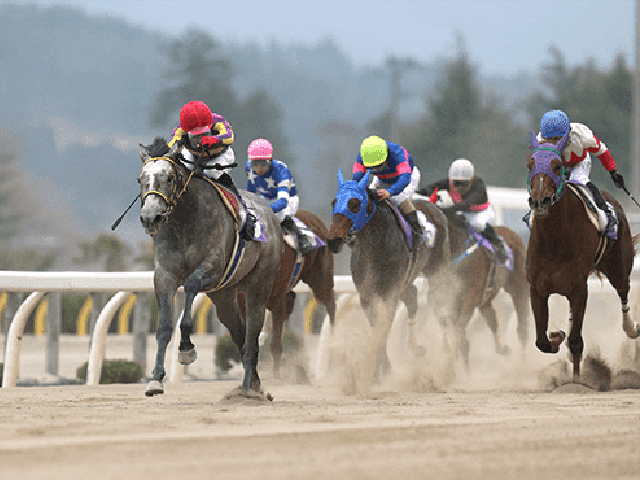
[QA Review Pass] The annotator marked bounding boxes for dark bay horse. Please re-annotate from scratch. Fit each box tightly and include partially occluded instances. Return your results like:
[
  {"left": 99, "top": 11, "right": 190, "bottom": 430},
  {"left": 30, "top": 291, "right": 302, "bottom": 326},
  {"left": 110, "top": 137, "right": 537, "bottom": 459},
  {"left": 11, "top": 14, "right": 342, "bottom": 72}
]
[
  {"left": 527, "top": 130, "right": 640, "bottom": 378},
  {"left": 327, "top": 170, "right": 449, "bottom": 376},
  {"left": 241, "top": 209, "right": 336, "bottom": 377},
  {"left": 430, "top": 206, "right": 530, "bottom": 370},
  {"left": 138, "top": 140, "right": 282, "bottom": 396}
]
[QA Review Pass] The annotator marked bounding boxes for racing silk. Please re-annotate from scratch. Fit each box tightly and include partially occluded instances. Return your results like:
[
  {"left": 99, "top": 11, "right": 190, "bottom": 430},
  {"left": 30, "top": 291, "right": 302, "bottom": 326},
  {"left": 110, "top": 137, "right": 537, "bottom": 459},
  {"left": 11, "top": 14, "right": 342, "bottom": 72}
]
[
  {"left": 245, "top": 158, "right": 298, "bottom": 214},
  {"left": 537, "top": 122, "right": 616, "bottom": 172},
  {"left": 420, "top": 177, "right": 490, "bottom": 212},
  {"left": 352, "top": 141, "right": 414, "bottom": 196},
  {"left": 168, "top": 112, "right": 234, "bottom": 155}
]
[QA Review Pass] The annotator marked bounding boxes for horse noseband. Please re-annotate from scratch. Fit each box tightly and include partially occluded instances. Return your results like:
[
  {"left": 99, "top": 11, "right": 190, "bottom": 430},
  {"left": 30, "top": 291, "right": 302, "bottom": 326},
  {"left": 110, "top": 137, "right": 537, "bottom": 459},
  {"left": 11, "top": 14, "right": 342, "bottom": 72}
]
[{"left": 327, "top": 237, "right": 343, "bottom": 253}]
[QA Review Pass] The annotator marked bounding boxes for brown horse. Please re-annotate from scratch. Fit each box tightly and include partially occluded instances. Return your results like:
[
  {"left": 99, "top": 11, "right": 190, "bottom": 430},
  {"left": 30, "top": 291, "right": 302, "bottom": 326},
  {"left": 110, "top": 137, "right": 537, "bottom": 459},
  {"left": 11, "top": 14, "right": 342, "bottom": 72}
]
[
  {"left": 239, "top": 210, "right": 335, "bottom": 377},
  {"left": 527, "top": 130, "right": 640, "bottom": 379},
  {"left": 266, "top": 210, "right": 335, "bottom": 377},
  {"left": 428, "top": 207, "right": 530, "bottom": 370}
]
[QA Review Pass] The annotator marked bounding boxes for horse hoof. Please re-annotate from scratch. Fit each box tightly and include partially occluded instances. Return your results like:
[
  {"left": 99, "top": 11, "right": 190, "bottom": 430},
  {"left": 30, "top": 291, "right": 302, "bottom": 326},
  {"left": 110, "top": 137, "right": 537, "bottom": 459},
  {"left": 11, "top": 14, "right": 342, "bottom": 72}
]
[
  {"left": 178, "top": 348, "right": 198, "bottom": 365},
  {"left": 624, "top": 322, "right": 640, "bottom": 339},
  {"left": 145, "top": 380, "right": 164, "bottom": 397}
]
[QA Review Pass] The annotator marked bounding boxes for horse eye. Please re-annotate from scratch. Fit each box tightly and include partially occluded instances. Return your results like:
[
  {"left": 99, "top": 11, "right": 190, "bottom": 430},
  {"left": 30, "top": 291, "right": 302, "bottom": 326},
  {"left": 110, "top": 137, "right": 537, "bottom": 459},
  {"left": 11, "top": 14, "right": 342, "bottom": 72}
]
[
  {"left": 347, "top": 198, "right": 360, "bottom": 213},
  {"left": 331, "top": 198, "right": 336, "bottom": 208},
  {"left": 137, "top": 176, "right": 141, "bottom": 184},
  {"left": 167, "top": 174, "right": 174, "bottom": 184}
]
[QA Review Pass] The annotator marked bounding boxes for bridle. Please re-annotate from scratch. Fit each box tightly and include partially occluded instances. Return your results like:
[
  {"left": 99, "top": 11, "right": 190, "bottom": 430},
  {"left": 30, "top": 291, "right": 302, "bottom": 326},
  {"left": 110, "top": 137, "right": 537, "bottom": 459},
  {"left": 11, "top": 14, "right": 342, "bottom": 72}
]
[
  {"left": 141, "top": 156, "right": 194, "bottom": 219},
  {"left": 528, "top": 147, "right": 566, "bottom": 210}
]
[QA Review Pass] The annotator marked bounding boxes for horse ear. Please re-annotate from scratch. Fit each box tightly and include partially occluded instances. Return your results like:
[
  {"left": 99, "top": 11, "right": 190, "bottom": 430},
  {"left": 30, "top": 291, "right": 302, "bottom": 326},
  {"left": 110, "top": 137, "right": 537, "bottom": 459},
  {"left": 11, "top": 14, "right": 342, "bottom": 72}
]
[
  {"left": 337, "top": 168, "right": 345, "bottom": 186},
  {"left": 138, "top": 143, "right": 150, "bottom": 163},
  {"left": 556, "top": 130, "right": 570, "bottom": 152},
  {"left": 530, "top": 129, "right": 540, "bottom": 150},
  {"left": 359, "top": 170, "right": 371, "bottom": 189}
]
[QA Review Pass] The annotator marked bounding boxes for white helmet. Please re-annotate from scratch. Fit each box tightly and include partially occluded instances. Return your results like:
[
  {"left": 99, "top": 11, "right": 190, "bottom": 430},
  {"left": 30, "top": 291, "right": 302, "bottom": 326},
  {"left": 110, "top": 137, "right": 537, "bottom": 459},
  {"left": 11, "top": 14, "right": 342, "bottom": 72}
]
[{"left": 448, "top": 158, "right": 474, "bottom": 181}]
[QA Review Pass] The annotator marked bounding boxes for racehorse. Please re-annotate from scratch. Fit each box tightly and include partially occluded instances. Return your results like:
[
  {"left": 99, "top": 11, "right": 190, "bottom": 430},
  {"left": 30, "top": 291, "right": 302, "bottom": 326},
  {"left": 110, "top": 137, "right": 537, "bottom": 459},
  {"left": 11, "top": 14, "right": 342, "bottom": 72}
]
[
  {"left": 327, "top": 170, "right": 449, "bottom": 377},
  {"left": 138, "top": 138, "right": 282, "bottom": 397},
  {"left": 240, "top": 209, "right": 336, "bottom": 378},
  {"left": 527, "top": 130, "right": 640, "bottom": 379},
  {"left": 430, "top": 206, "right": 530, "bottom": 370}
]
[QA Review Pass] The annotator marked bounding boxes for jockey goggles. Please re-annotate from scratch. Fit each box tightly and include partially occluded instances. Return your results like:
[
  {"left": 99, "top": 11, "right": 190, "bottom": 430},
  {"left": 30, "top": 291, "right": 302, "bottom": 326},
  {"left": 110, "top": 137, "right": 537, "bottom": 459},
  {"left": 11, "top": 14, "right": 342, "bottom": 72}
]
[
  {"left": 251, "top": 159, "right": 271, "bottom": 168},
  {"left": 186, "top": 128, "right": 211, "bottom": 148}
]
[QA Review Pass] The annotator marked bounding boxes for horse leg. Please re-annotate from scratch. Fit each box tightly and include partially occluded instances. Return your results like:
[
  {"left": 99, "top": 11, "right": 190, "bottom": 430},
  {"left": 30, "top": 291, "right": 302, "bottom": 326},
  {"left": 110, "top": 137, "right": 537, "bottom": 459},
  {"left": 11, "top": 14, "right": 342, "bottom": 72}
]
[
  {"left": 606, "top": 268, "right": 640, "bottom": 339},
  {"left": 479, "top": 302, "right": 510, "bottom": 355},
  {"left": 270, "top": 297, "right": 287, "bottom": 379},
  {"left": 242, "top": 293, "right": 268, "bottom": 394},
  {"left": 146, "top": 291, "right": 175, "bottom": 396},
  {"left": 400, "top": 284, "right": 425, "bottom": 356},
  {"left": 567, "top": 290, "right": 587, "bottom": 379},
  {"left": 177, "top": 272, "right": 208, "bottom": 365},
  {"left": 531, "top": 287, "right": 565, "bottom": 354}
]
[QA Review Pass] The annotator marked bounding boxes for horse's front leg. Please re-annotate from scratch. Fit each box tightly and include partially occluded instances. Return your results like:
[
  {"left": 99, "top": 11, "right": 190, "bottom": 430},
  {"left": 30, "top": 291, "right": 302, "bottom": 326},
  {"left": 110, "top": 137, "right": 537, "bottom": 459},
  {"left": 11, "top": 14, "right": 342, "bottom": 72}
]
[
  {"left": 177, "top": 270, "right": 208, "bottom": 365},
  {"left": 531, "top": 286, "right": 564, "bottom": 354},
  {"left": 567, "top": 288, "right": 588, "bottom": 379},
  {"left": 146, "top": 290, "right": 176, "bottom": 396}
]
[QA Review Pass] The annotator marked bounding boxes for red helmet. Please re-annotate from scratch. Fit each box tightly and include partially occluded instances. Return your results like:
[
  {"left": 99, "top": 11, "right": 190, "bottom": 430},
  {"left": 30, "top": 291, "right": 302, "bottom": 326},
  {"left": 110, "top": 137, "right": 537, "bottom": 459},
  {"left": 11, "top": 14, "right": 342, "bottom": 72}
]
[{"left": 179, "top": 101, "right": 213, "bottom": 134}]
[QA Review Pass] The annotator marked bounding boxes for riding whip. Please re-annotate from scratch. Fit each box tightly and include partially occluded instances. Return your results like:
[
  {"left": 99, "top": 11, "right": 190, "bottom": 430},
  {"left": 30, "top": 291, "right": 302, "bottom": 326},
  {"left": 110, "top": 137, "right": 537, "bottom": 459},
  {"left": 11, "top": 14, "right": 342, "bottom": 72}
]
[
  {"left": 620, "top": 185, "right": 640, "bottom": 210},
  {"left": 111, "top": 193, "right": 141, "bottom": 231}
]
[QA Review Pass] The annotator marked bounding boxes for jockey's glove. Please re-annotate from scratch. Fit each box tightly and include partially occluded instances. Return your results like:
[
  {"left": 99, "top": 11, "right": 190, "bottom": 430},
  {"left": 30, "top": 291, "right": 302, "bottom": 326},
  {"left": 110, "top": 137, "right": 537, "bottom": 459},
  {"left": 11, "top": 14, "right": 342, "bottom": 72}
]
[{"left": 610, "top": 170, "right": 625, "bottom": 189}]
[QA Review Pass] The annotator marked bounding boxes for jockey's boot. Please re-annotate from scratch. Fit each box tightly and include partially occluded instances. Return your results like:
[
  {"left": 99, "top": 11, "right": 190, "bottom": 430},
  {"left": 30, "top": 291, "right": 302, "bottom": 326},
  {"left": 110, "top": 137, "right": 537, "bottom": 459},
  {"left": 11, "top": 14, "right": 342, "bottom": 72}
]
[
  {"left": 481, "top": 224, "right": 508, "bottom": 263},
  {"left": 586, "top": 181, "right": 617, "bottom": 235},
  {"left": 219, "top": 173, "right": 256, "bottom": 241},
  {"left": 281, "top": 216, "right": 313, "bottom": 254},
  {"left": 404, "top": 210, "right": 425, "bottom": 251}
]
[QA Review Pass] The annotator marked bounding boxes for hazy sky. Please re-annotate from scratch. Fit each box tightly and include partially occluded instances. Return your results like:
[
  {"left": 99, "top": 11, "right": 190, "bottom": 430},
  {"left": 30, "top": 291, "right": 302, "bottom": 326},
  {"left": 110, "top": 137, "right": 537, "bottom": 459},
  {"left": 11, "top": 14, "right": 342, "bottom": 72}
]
[{"left": 11, "top": 0, "right": 636, "bottom": 75}]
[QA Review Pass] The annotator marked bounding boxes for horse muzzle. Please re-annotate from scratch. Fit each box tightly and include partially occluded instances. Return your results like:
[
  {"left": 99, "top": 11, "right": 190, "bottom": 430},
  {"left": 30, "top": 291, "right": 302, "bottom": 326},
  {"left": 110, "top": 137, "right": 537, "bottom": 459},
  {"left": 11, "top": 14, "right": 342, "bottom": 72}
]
[
  {"left": 140, "top": 211, "right": 168, "bottom": 236},
  {"left": 327, "top": 237, "right": 343, "bottom": 254},
  {"left": 528, "top": 195, "right": 552, "bottom": 216}
]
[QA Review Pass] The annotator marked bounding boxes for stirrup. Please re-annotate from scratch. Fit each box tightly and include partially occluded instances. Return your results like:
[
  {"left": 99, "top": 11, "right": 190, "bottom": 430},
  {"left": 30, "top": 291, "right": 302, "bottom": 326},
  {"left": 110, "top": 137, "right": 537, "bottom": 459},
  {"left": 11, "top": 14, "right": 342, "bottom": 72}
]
[{"left": 240, "top": 212, "right": 256, "bottom": 241}]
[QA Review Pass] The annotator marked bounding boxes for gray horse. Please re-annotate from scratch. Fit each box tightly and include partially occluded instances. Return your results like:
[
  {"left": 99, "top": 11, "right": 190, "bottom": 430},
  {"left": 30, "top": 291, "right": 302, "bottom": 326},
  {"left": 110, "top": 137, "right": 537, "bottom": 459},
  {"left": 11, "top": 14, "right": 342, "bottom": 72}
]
[{"left": 138, "top": 139, "right": 282, "bottom": 397}]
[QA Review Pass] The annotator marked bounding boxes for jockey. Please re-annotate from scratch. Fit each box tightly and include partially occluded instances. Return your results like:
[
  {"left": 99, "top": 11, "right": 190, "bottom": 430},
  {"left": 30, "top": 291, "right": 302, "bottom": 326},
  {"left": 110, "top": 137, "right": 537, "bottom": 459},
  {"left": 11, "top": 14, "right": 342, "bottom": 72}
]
[
  {"left": 536, "top": 109, "right": 624, "bottom": 234},
  {"left": 418, "top": 158, "right": 507, "bottom": 263},
  {"left": 353, "top": 135, "right": 424, "bottom": 250},
  {"left": 245, "top": 138, "right": 312, "bottom": 254},
  {"left": 168, "top": 100, "right": 256, "bottom": 241}
]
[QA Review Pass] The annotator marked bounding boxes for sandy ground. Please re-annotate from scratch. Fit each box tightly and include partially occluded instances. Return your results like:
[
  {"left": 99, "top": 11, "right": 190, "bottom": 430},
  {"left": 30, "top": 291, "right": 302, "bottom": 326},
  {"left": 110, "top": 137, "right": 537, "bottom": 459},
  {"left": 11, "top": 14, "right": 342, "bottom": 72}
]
[{"left": 2, "top": 291, "right": 640, "bottom": 480}]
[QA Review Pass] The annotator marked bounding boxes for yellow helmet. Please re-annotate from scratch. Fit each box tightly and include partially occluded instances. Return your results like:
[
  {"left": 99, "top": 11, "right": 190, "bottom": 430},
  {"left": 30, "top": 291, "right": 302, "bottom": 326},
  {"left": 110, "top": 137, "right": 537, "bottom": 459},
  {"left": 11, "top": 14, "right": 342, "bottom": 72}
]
[{"left": 360, "top": 136, "right": 388, "bottom": 167}]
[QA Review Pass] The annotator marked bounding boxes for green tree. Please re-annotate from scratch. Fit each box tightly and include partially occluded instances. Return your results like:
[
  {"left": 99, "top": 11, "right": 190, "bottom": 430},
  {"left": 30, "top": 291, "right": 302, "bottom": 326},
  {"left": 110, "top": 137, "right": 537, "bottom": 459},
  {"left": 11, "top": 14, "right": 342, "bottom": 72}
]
[
  {"left": 526, "top": 47, "right": 632, "bottom": 189},
  {"left": 402, "top": 45, "right": 527, "bottom": 188},
  {"left": 74, "top": 234, "right": 133, "bottom": 271},
  {"left": 0, "top": 121, "right": 58, "bottom": 270},
  {"left": 149, "top": 28, "right": 291, "bottom": 183}
]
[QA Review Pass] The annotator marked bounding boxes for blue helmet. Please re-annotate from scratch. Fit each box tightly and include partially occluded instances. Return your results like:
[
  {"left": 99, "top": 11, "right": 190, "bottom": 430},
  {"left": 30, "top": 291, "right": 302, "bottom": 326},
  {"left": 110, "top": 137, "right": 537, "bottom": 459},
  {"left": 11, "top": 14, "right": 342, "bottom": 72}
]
[{"left": 540, "top": 110, "right": 570, "bottom": 138}]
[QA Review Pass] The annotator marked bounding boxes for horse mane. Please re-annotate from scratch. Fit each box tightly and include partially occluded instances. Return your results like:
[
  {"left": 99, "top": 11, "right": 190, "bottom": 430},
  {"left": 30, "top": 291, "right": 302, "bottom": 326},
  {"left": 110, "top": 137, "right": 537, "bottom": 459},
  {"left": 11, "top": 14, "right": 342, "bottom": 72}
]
[{"left": 147, "top": 136, "right": 170, "bottom": 158}]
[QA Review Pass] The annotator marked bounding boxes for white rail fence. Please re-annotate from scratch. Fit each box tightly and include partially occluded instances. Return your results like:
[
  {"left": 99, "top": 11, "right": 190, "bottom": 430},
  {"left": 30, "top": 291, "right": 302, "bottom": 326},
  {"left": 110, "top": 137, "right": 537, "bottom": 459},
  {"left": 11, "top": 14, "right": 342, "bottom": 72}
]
[
  {"left": 0, "top": 271, "right": 365, "bottom": 388},
  {"left": 1, "top": 269, "right": 638, "bottom": 388}
]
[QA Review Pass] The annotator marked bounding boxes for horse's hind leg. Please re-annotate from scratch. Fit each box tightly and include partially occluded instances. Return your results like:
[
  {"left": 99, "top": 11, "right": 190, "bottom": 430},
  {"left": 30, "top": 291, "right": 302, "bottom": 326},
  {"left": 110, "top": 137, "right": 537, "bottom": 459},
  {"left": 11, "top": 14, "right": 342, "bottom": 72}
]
[
  {"left": 270, "top": 295, "right": 289, "bottom": 379},
  {"left": 478, "top": 302, "right": 509, "bottom": 355},
  {"left": 400, "top": 284, "right": 425, "bottom": 356},
  {"left": 606, "top": 262, "right": 640, "bottom": 339}
]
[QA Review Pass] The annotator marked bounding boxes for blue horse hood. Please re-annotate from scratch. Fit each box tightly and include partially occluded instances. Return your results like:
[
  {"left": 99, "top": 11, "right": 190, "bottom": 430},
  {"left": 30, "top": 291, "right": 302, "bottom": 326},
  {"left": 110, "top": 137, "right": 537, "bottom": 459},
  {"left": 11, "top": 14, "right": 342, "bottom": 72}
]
[{"left": 333, "top": 169, "right": 375, "bottom": 232}]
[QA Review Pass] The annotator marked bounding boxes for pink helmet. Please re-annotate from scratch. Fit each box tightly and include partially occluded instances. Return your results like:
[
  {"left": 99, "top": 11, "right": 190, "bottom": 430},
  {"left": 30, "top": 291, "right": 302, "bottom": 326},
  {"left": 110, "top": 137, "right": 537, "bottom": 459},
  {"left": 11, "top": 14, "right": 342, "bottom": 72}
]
[
  {"left": 179, "top": 101, "right": 213, "bottom": 134},
  {"left": 248, "top": 138, "right": 273, "bottom": 160}
]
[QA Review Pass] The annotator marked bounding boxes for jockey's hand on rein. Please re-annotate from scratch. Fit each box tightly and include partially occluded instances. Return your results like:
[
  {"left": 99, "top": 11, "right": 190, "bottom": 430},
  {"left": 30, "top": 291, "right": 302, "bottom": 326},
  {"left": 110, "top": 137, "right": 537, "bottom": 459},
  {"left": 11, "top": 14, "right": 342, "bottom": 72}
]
[
  {"left": 200, "top": 136, "right": 220, "bottom": 149},
  {"left": 610, "top": 170, "right": 625, "bottom": 189},
  {"left": 377, "top": 189, "right": 390, "bottom": 200}
]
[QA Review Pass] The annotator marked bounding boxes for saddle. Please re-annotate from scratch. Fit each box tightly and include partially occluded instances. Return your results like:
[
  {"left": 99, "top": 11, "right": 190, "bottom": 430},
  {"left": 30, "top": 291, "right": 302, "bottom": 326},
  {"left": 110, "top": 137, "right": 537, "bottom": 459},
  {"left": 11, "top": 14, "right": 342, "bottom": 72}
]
[
  {"left": 282, "top": 217, "right": 325, "bottom": 252},
  {"left": 384, "top": 200, "right": 436, "bottom": 249},
  {"left": 208, "top": 181, "right": 266, "bottom": 242},
  {"left": 566, "top": 183, "right": 618, "bottom": 240}
]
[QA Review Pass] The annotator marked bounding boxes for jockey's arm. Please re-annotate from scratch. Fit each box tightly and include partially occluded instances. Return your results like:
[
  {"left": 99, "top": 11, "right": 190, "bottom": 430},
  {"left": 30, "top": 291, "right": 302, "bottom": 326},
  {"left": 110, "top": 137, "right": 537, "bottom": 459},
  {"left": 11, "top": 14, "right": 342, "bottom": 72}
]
[
  {"left": 270, "top": 168, "right": 295, "bottom": 214},
  {"left": 417, "top": 179, "right": 448, "bottom": 197},
  {"left": 209, "top": 113, "right": 234, "bottom": 146}
]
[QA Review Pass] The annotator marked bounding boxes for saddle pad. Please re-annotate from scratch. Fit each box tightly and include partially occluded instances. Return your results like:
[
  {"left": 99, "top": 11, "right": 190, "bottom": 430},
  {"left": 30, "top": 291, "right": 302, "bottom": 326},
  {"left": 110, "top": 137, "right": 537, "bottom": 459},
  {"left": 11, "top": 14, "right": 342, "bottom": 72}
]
[
  {"left": 384, "top": 200, "right": 435, "bottom": 249},
  {"left": 210, "top": 182, "right": 268, "bottom": 242},
  {"left": 566, "top": 183, "right": 618, "bottom": 240}
]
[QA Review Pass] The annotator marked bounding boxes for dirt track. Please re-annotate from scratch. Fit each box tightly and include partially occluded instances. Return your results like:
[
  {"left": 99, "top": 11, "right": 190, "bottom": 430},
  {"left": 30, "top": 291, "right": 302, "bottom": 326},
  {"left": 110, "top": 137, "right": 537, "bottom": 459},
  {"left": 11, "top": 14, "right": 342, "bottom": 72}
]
[
  {"left": 0, "top": 380, "right": 639, "bottom": 480},
  {"left": 2, "top": 292, "right": 640, "bottom": 479}
]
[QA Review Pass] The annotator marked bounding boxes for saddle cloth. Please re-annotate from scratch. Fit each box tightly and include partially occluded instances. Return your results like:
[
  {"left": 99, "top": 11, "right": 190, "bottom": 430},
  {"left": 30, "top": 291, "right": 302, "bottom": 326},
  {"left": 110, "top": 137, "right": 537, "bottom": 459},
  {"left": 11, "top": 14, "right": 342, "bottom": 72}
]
[
  {"left": 211, "top": 183, "right": 267, "bottom": 242},
  {"left": 469, "top": 228, "right": 514, "bottom": 271},
  {"left": 283, "top": 217, "right": 326, "bottom": 251},
  {"left": 566, "top": 183, "right": 618, "bottom": 240},
  {"left": 386, "top": 201, "right": 436, "bottom": 248}
]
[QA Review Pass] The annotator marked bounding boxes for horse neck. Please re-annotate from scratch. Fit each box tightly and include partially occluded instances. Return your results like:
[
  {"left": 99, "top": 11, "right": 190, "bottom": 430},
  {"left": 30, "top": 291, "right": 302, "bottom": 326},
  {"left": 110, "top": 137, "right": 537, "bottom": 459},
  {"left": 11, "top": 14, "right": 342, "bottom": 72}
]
[
  {"left": 530, "top": 189, "right": 577, "bottom": 247},
  {"left": 168, "top": 176, "right": 227, "bottom": 233},
  {"left": 359, "top": 201, "right": 402, "bottom": 248}
]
